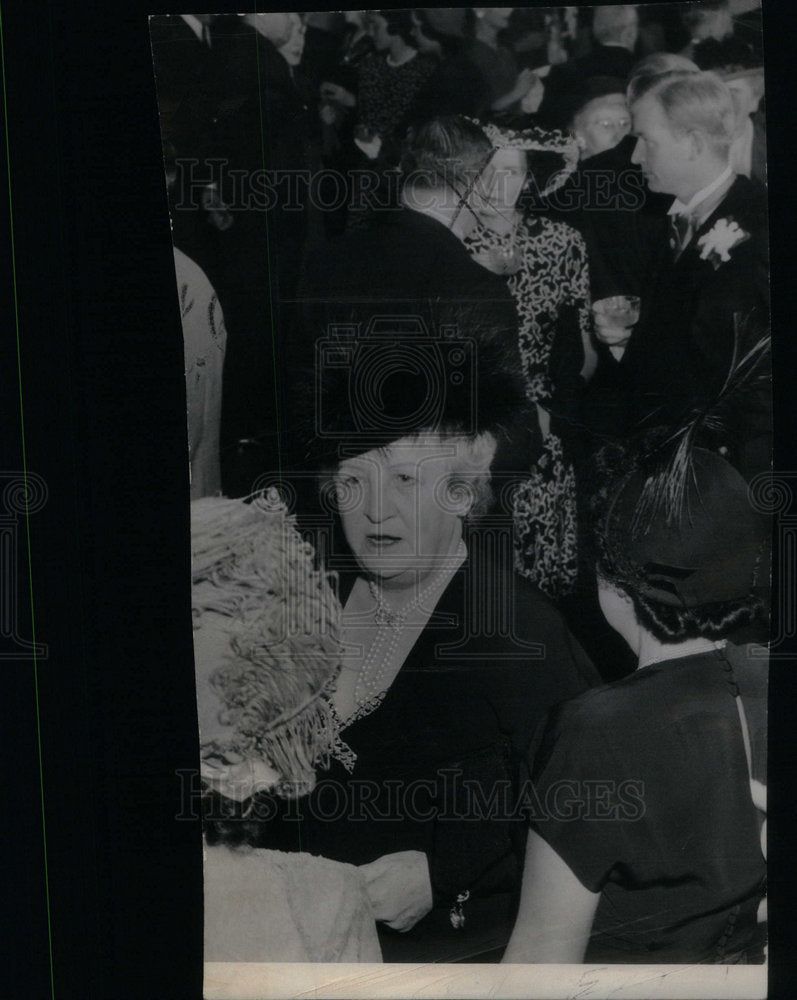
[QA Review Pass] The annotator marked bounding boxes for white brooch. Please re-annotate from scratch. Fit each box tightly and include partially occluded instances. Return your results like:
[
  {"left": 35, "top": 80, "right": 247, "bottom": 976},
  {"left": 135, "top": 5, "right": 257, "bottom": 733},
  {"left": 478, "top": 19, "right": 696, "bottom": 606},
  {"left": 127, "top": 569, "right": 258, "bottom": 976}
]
[{"left": 696, "top": 218, "right": 750, "bottom": 269}]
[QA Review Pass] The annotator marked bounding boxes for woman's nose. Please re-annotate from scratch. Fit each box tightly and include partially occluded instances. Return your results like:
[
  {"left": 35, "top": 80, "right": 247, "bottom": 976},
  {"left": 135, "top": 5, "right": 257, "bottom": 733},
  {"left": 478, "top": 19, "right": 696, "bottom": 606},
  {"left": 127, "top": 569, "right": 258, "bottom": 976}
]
[{"left": 362, "top": 474, "right": 394, "bottom": 523}]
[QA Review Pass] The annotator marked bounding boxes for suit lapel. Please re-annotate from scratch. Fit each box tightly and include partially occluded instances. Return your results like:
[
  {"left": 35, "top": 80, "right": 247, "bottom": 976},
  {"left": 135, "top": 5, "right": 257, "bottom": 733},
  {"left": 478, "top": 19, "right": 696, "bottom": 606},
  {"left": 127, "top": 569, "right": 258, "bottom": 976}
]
[{"left": 672, "top": 178, "right": 745, "bottom": 274}]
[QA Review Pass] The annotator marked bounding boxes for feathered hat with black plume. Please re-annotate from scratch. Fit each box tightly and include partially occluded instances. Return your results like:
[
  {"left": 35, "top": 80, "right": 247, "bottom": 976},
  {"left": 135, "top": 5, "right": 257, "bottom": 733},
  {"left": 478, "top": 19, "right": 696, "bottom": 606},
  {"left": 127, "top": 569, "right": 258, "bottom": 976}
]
[{"left": 591, "top": 322, "right": 771, "bottom": 611}]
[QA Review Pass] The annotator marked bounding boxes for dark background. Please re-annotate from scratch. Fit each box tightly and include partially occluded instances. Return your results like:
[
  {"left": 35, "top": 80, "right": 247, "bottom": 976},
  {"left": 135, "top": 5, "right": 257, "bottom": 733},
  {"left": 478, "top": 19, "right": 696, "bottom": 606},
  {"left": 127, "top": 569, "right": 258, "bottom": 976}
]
[{"left": 3, "top": 2, "right": 795, "bottom": 997}]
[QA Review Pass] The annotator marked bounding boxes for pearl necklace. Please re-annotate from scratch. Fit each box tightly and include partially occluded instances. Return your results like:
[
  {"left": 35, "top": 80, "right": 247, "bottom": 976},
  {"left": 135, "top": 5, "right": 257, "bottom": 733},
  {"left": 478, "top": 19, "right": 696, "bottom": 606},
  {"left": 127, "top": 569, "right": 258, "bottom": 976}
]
[{"left": 353, "top": 542, "right": 466, "bottom": 705}]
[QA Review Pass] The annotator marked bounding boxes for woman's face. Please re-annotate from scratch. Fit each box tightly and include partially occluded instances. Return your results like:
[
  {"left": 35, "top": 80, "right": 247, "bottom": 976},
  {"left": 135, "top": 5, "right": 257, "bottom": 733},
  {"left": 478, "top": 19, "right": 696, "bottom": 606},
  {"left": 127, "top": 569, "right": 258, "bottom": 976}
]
[
  {"left": 574, "top": 95, "right": 631, "bottom": 159},
  {"left": 475, "top": 147, "right": 527, "bottom": 223},
  {"left": 334, "top": 436, "right": 470, "bottom": 587},
  {"left": 279, "top": 14, "right": 306, "bottom": 66}
]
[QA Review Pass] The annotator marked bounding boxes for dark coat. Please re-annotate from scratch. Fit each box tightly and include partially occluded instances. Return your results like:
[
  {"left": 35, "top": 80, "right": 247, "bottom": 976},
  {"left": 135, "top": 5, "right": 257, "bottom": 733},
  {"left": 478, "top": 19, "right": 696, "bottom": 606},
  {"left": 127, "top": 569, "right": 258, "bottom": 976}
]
[
  {"left": 610, "top": 175, "right": 771, "bottom": 476},
  {"left": 289, "top": 207, "right": 528, "bottom": 481},
  {"left": 299, "top": 206, "right": 519, "bottom": 351},
  {"left": 150, "top": 14, "right": 212, "bottom": 150},
  {"left": 250, "top": 531, "right": 599, "bottom": 961},
  {"left": 547, "top": 134, "right": 671, "bottom": 300}
]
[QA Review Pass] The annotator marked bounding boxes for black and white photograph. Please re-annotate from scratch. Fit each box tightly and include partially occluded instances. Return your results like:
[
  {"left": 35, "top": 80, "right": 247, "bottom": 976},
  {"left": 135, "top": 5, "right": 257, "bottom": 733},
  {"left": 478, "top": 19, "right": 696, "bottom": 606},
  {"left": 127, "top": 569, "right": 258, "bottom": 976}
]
[
  {"left": 13, "top": 0, "right": 797, "bottom": 996},
  {"left": 22, "top": 1, "right": 772, "bottom": 996}
]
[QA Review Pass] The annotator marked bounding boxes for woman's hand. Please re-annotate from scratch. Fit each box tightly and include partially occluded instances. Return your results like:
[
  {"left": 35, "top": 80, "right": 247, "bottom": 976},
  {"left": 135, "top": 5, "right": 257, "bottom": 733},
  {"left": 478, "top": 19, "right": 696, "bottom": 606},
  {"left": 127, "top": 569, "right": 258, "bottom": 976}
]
[
  {"left": 491, "top": 68, "right": 537, "bottom": 112},
  {"left": 513, "top": 67, "right": 538, "bottom": 101},
  {"left": 359, "top": 850, "right": 433, "bottom": 931},
  {"left": 592, "top": 312, "right": 632, "bottom": 348},
  {"left": 319, "top": 103, "right": 340, "bottom": 126},
  {"left": 320, "top": 81, "right": 356, "bottom": 107},
  {"left": 592, "top": 297, "right": 641, "bottom": 361},
  {"left": 520, "top": 73, "right": 545, "bottom": 114}
]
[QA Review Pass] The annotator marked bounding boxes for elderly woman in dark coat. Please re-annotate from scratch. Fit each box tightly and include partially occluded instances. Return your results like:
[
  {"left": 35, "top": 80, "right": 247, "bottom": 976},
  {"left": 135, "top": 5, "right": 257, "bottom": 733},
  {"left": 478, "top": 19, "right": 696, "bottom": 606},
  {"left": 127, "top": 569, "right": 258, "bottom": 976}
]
[{"left": 202, "top": 329, "right": 599, "bottom": 963}]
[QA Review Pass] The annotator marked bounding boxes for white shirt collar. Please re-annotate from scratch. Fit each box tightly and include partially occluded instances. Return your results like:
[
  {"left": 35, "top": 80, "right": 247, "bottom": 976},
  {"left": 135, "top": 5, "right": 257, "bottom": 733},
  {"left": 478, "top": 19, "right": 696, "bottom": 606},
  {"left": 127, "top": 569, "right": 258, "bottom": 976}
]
[
  {"left": 668, "top": 165, "right": 734, "bottom": 218},
  {"left": 180, "top": 14, "right": 204, "bottom": 43}
]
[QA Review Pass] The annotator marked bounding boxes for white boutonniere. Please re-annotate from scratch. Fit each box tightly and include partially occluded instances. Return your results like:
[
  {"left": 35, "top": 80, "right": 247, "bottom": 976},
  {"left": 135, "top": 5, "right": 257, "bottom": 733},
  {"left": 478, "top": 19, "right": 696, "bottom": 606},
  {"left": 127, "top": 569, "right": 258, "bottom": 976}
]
[{"left": 696, "top": 217, "right": 750, "bottom": 269}]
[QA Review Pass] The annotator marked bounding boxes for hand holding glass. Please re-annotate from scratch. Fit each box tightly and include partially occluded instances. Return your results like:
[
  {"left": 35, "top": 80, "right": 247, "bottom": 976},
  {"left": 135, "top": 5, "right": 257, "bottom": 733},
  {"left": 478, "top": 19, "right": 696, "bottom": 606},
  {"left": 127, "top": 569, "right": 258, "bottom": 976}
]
[{"left": 592, "top": 295, "right": 641, "bottom": 348}]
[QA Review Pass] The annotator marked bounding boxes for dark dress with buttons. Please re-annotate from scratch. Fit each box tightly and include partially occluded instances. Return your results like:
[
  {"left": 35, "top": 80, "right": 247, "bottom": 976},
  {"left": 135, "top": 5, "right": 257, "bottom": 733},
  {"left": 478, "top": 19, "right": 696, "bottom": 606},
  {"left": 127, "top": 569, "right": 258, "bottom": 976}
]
[
  {"left": 526, "top": 646, "right": 767, "bottom": 963},
  {"left": 247, "top": 532, "right": 599, "bottom": 962}
]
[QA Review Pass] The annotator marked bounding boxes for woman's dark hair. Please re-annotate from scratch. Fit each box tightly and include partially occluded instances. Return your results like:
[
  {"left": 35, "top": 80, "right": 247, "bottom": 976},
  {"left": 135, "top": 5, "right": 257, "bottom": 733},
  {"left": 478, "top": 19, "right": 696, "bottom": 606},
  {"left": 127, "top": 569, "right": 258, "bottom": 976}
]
[
  {"left": 378, "top": 9, "right": 417, "bottom": 48},
  {"left": 692, "top": 35, "right": 761, "bottom": 73},
  {"left": 401, "top": 114, "right": 494, "bottom": 191},
  {"left": 587, "top": 435, "right": 768, "bottom": 643},
  {"left": 627, "top": 588, "right": 767, "bottom": 642}
]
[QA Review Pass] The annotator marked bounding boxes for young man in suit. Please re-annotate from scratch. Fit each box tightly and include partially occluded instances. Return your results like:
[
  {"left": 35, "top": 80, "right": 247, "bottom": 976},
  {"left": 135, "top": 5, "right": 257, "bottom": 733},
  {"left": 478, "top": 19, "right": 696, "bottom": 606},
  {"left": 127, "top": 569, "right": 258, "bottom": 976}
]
[{"left": 593, "top": 70, "right": 769, "bottom": 478}]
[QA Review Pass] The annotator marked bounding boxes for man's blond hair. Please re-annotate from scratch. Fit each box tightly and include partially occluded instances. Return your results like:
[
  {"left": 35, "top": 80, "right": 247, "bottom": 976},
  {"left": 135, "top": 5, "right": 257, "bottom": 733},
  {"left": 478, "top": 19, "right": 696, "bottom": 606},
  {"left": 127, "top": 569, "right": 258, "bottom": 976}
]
[{"left": 636, "top": 70, "right": 736, "bottom": 155}]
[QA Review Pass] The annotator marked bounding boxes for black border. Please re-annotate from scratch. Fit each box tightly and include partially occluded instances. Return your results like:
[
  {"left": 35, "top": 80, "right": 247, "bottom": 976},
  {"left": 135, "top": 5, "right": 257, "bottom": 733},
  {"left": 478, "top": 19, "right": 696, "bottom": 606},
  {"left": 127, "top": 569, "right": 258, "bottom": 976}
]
[{"left": 4, "top": 2, "right": 796, "bottom": 998}]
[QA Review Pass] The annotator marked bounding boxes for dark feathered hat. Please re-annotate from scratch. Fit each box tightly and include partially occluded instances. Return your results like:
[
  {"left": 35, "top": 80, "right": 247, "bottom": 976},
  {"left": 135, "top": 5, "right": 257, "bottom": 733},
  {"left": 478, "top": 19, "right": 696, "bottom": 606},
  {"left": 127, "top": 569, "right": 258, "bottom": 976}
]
[
  {"left": 295, "top": 308, "right": 530, "bottom": 471},
  {"left": 601, "top": 447, "right": 769, "bottom": 607},
  {"left": 594, "top": 333, "right": 771, "bottom": 608}
]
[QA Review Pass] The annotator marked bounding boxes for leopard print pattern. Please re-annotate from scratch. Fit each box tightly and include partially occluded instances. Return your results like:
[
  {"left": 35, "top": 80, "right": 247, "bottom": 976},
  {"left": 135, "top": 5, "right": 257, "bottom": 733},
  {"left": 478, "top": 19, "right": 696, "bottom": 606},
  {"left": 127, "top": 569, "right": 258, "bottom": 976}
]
[{"left": 465, "top": 215, "right": 590, "bottom": 598}]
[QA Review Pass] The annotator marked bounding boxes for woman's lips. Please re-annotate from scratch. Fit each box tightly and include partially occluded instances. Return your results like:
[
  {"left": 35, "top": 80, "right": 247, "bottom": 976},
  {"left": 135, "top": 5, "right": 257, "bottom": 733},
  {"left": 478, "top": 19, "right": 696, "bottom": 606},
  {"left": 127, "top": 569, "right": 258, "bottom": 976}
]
[{"left": 364, "top": 534, "right": 402, "bottom": 550}]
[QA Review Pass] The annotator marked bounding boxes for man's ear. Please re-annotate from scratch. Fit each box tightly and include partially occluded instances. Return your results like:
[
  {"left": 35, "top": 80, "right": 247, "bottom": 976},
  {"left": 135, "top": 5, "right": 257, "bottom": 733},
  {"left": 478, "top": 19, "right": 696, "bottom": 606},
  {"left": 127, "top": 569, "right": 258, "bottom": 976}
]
[{"left": 686, "top": 128, "right": 705, "bottom": 160}]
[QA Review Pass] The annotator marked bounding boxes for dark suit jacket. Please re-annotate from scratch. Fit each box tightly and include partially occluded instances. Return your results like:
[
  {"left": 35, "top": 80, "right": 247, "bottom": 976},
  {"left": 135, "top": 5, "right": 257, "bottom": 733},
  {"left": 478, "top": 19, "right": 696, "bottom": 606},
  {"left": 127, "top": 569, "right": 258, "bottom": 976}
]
[
  {"left": 150, "top": 15, "right": 212, "bottom": 156},
  {"left": 150, "top": 16, "right": 209, "bottom": 109},
  {"left": 548, "top": 134, "right": 670, "bottom": 299},
  {"left": 616, "top": 175, "right": 771, "bottom": 474},
  {"left": 205, "top": 17, "right": 312, "bottom": 180}
]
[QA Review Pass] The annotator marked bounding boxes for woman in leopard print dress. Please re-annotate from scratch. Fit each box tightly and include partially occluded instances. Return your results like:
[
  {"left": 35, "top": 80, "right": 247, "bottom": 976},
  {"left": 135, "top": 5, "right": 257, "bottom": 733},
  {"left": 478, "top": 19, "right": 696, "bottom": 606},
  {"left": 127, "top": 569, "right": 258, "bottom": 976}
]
[{"left": 465, "top": 122, "right": 594, "bottom": 598}]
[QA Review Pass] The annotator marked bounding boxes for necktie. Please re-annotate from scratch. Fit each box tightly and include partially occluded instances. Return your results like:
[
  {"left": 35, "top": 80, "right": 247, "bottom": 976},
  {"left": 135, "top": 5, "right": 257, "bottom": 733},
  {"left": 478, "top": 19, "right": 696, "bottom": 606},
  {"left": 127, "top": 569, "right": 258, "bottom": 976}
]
[{"left": 669, "top": 213, "right": 696, "bottom": 259}]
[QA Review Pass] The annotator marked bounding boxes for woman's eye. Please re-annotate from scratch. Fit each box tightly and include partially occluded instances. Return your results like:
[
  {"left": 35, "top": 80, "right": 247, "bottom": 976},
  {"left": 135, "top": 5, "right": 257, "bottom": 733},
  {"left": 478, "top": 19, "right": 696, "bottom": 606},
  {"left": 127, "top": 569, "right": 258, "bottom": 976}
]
[
  {"left": 335, "top": 475, "right": 360, "bottom": 490},
  {"left": 395, "top": 473, "right": 416, "bottom": 485}
]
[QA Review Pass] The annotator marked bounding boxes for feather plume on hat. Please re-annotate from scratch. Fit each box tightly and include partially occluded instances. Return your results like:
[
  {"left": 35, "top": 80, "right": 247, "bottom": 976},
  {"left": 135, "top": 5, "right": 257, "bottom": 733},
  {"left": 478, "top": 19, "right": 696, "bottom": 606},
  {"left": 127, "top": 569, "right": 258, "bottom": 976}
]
[
  {"left": 192, "top": 489, "right": 342, "bottom": 800},
  {"left": 595, "top": 321, "right": 771, "bottom": 609}
]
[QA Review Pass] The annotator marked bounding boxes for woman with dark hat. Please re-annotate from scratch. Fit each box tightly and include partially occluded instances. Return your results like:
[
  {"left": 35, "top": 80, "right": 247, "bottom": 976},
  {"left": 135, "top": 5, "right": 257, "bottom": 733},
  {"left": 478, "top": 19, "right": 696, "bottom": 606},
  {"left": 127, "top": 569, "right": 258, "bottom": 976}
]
[
  {"left": 502, "top": 419, "right": 769, "bottom": 963},
  {"left": 564, "top": 76, "right": 633, "bottom": 161},
  {"left": 200, "top": 328, "right": 598, "bottom": 963}
]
